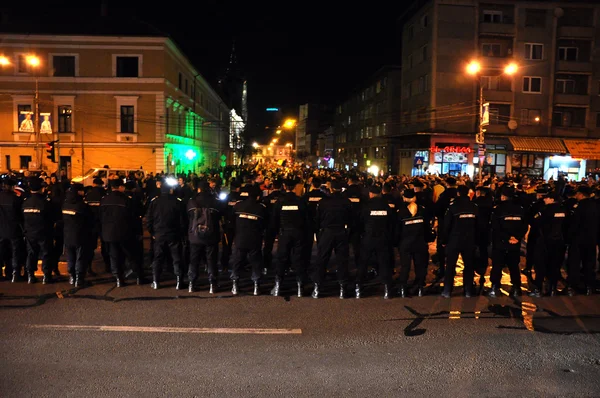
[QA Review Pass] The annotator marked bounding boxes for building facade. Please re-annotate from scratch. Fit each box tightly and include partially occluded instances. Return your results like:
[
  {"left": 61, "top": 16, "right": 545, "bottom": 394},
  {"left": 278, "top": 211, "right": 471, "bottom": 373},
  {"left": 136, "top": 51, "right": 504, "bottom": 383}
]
[
  {"left": 0, "top": 33, "right": 230, "bottom": 178},
  {"left": 334, "top": 66, "right": 402, "bottom": 174},
  {"left": 400, "top": 0, "right": 600, "bottom": 180}
]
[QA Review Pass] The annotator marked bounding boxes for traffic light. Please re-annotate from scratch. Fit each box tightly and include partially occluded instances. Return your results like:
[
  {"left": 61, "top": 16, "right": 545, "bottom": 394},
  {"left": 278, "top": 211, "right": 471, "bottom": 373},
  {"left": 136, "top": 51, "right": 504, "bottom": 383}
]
[{"left": 46, "top": 141, "right": 57, "bottom": 163}]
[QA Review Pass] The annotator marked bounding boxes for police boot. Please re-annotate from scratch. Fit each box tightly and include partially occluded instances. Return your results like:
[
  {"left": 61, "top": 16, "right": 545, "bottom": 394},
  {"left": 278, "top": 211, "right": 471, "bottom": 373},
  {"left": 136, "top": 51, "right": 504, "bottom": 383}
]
[
  {"left": 75, "top": 274, "right": 86, "bottom": 288},
  {"left": 417, "top": 286, "right": 424, "bottom": 297},
  {"left": 441, "top": 288, "right": 451, "bottom": 299},
  {"left": 43, "top": 274, "right": 53, "bottom": 284},
  {"left": 271, "top": 281, "right": 281, "bottom": 297},
  {"left": 297, "top": 282, "right": 303, "bottom": 298},
  {"left": 510, "top": 287, "right": 522, "bottom": 297},
  {"left": 188, "top": 281, "right": 195, "bottom": 293},
  {"left": 11, "top": 271, "right": 18, "bottom": 283},
  {"left": 175, "top": 276, "right": 182, "bottom": 290},
  {"left": 69, "top": 274, "right": 75, "bottom": 285},
  {"left": 464, "top": 285, "right": 473, "bottom": 298},
  {"left": 311, "top": 283, "right": 319, "bottom": 299},
  {"left": 550, "top": 284, "right": 558, "bottom": 297},
  {"left": 253, "top": 281, "right": 260, "bottom": 296},
  {"left": 28, "top": 273, "right": 38, "bottom": 284},
  {"left": 151, "top": 280, "right": 159, "bottom": 290},
  {"left": 586, "top": 287, "right": 594, "bottom": 296},
  {"left": 528, "top": 289, "right": 542, "bottom": 298},
  {"left": 115, "top": 277, "right": 124, "bottom": 287},
  {"left": 136, "top": 276, "right": 147, "bottom": 285},
  {"left": 384, "top": 284, "right": 391, "bottom": 300},
  {"left": 231, "top": 280, "right": 239, "bottom": 295},
  {"left": 567, "top": 287, "right": 576, "bottom": 297},
  {"left": 398, "top": 285, "right": 406, "bottom": 298},
  {"left": 339, "top": 283, "right": 346, "bottom": 299},
  {"left": 355, "top": 284, "right": 361, "bottom": 299},
  {"left": 209, "top": 282, "right": 216, "bottom": 294},
  {"left": 487, "top": 285, "right": 499, "bottom": 298}
]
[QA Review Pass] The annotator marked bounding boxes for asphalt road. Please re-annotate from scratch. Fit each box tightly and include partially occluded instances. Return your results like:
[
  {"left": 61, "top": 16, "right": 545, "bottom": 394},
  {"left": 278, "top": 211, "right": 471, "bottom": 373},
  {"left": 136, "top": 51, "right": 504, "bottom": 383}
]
[{"left": 1, "top": 251, "right": 600, "bottom": 397}]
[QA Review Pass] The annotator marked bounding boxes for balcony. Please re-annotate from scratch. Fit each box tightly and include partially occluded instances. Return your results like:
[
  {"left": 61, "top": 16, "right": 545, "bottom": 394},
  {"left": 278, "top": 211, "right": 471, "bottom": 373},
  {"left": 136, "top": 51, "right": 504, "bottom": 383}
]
[
  {"left": 479, "top": 22, "right": 514, "bottom": 36},
  {"left": 556, "top": 61, "right": 592, "bottom": 73},
  {"left": 558, "top": 26, "right": 595, "bottom": 39},
  {"left": 554, "top": 93, "right": 590, "bottom": 107},
  {"left": 552, "top": 127, "right": 588, "bottom": 138},
  {"left": 483, "top": 89, "right": 512, "bottom": 103}
]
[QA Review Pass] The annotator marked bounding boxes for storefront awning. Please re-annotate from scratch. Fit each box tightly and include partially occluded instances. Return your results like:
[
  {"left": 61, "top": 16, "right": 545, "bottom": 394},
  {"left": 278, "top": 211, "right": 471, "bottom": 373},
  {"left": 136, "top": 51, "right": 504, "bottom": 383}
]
[
  {"left": 563, "top": 139, "right": 600, "bottom": 160},
  {"left": 508, "top": 137, "right": 567, "bottom": 154}
]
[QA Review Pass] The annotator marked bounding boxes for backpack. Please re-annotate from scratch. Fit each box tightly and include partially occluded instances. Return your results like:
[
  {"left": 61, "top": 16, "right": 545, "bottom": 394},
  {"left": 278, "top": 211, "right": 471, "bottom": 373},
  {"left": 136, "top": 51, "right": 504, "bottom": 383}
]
[{"left": 193, "top": 206, "right": 215, "bottom": 239}]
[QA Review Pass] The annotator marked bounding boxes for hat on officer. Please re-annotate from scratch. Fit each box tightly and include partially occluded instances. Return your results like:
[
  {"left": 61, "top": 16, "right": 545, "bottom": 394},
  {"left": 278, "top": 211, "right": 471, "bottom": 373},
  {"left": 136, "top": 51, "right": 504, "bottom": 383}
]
[
  {"left": 500, "top": 185, "right": 515, "bottom": 198},
  {"left": 2, "top": 178, "right": 16, "bottom": 187},
  {"left": 109, "top": 179, "right": 123, "bottom": 189},
  {"left": 564, "top": 185, "right": 575, "bottom": 197},
  {"left": 535, "top": 185, "right": 550, "bottom": 195},
  {"left": 403, "top": 188, "right": 416, "bottom": 199},
  {"left": 445, "top": 176, "right": 457, "bottom": 186},
  {"left": 71, "top": 183, "right": 85, "bottom": 192},
  {"left": 546, "top": 190, "right": 562, "bottom": 201},
  {"left": 576, "top": 185, "right": 592, "bottom": 196},
  {"left": 475, "top": 185, "right": 490, "bottom": 193},
  {"left": 331, "top": 179, "right": 344, "bottom": 191},
  {"left": 29, "top": 178, "right": 43, "bottom": 192},
  {"left": 369, "top": 185, "right": 382, "bottom": 195},
  {"left": 92, "top": 178, "right": 104, "bottom": 186},
  {"left": 411, "top": 179, "right": 424, "bottom": 188}
]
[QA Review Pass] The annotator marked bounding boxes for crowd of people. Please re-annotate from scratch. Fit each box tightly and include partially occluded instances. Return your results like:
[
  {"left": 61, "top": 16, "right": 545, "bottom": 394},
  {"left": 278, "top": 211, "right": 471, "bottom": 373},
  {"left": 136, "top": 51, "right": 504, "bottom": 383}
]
[{"left": 0, "top": 163, "right": 598, "bottom": 299}]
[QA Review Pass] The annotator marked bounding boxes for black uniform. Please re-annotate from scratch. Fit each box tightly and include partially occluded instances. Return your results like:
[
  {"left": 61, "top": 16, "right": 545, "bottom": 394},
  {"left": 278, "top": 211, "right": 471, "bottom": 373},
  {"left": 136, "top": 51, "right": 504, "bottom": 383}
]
[
  {"left": 441, "top": 196, "right": 479, "bottom": 294},
  {"left": 525, "top": 196, "right": 546, "bottom": 273},
  {"left": 62, "top": 190, "right": 94, "bottom": 278},
  {"left": 0, "top": 188, "right": 24, "bottom": 277},
  {"left": 262, "top": 189, "right": 283, "bottom": 273},
  {"left": 566, "top": 198, "right": 598, "bottom": 291},
  {"left": 473, "top": 192, "right": 493, "bottom": 280},
  {"left": 303, "top": 188, "right": 327, "bottom": 265},
  {"left": 47, "top": 183, "right": 65, "bottom": 275},
  {"left": 100, "top": 189, "right": 141, "bottom": 281},
  {"left": 396, "top": 203, "right": 431, "bottom": 289},
  {"left": 313, "top": 192, "right": 353, "bottom": 286},
  {"left": 434, "top": 186, "right": 458, "bottom": 276},
  {"left": 146, "top": 191, "right": 187, "bottom": 282},
  {"left": 221, "top": 190, "right": 241, "bottom": 271},
  {"left": 532, "top": 202, "right": 566, "bottom": 292},
  {"left": 270, "top": 191, "right": 309, "bottom": 283},
  {"left": 490, "top": 201, "right": 527, "bottom": 292},
  {"left": 22, "top": 193, "right": 56, "bottom": 277},
  {"left": 357, "top": 196, "right": 395, "bottom": 286},
  {"left": 125, "top": 188, "right": 146, "bottom": 275},
  {"left": 231, "top": 195, "right": 267, "bottom": 283},
  {"left": 84, "top": 186, "right": 110, "bottom": 271},
  {"left": 343, "top": 184, "right": 364, "bottom": 271},
  {"left": 187, "top": 192, "right": 222, "bottom": 285}
]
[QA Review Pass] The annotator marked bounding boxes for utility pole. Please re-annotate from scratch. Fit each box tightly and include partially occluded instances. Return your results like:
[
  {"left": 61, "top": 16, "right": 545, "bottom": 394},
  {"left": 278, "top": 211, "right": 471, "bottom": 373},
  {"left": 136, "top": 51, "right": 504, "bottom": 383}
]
[
  {"left": 34, "top": 76, "right": 40, "bottom": 168},
  {"left": 81, "top": 127, "right": 85, "bottom": 175}
]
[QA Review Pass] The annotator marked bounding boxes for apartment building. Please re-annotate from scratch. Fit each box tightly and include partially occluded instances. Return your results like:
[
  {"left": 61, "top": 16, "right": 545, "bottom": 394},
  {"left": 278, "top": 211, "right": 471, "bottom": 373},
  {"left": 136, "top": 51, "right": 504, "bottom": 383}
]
[
  {"left": 334, "top": 65, "right": 402, "bottom": 174},
  {"left": 400, "top": 0, "right": 600, "bottom": 180},
  {"left": 0, "top": 31, "right": 230, "bottom": 178}
]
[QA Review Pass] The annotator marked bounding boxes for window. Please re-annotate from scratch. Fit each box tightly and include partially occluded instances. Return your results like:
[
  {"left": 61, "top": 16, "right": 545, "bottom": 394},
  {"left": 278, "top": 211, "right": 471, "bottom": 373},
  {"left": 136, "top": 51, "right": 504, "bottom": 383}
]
[
  {"left": 58, "top": 105, "right": 72, "bottom": 132},
  {"left": 347, "top": 116, "right": 352, "bottom": 125},
  {"left": 376, "top": 80, "right": 381, "bottom": 93},
  {"left": 408, "top": 53, "right": 413, "bottom": 68},
  {"left": 19, "top": 155, "right": 31, "bottom": 169},
  {"left": 489, "top": 108, "right": 499, "bottom": 124},
  {"left": 418, "top": 76, "right": 425, "bottom": 94},
  {"left": 185, "top": 79, "right": 188, "bottom": 95},
  {"left": 520, "top": 109, "right": 541, "bottom": 125},
  {"left": 525, "top": 43, "right": 543, "bottom": 60},
  {"left": 421, "top": 15, "right": 428, "bottom": 28},
  {"left": 489, "top": 104, "right": 510, "bottom": 125},
  {"left": 116, "top": 56, "right": 139, "bottom": 77},
  {"left": 408, "top": 25, "right": 414, "bottom": 40},
  {"left": 178, "top": 73, "right": 183, "bottom": 89},
  {"left": 483, "top": 10, "right": 502, "bottom": 23},
  {"left": 481, "top": 76, "right": 498, "bottom": 90},
  {"left": 482, "top": 43, "right": 501, "bottom": 57},
  {"left": 424, "top": 74, "right": 429, "bottom": 91},
  {"left": 422, "top": 45, "right": 428, "bottom": 62},
  {"left": 523, "top": 77, "right": 542, "bottom": 93},
  {"left": 120, "top": 106, "right": 134, "bottom": 132},
  {"left": 596, "top": 112, "right": 600, "bottom": 128},
  {"left": 382, "top": 123, "right": 387, "bottom": 135},
  {"left": 52, "top": 56, "right": 76, "bottom": 77},
  {"left": 17, "top": 54, "right": 30, "bottom": 74},
  {"left": 525, "top": 9, "right": 546, "bottom": 27},
  {"left": 558, "top": 47, "right": 578, "bottom": 61},
  {"left": 555, "top": 79, "right": 576, "bottom": 94},
  {"left": 553, "top": 107, "right": 586, "bottom": 127}
]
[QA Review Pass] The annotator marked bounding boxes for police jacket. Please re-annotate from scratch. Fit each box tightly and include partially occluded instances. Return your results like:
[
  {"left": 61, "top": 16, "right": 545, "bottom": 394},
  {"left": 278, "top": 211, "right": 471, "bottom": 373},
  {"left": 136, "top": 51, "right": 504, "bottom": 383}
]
[
  {"left": 526, "top": 198, "right": 546, "bottom": 239},
  {"left": 474, "top": 194, "right": 493, "bottom": 243},
  {"left": 381, "top": 193, "right": 399, "bottom": 211},
  {"left": 0, "top": 189, "right": 23, "bottom": 239},
  {"left": 303, "top": 189, "right": 327, "bottom": 230},
  {"left": 567, "top": 198, "right": 598, "bottom": 245},
  {"left": 271, "top": 191, "right": 308, "bottom": 232},
  {"left": 316, "top": 191, "right": 353, "bottom": 231},
  {"left": 223, "top": 190, "right": 241, "bottom": 230},
  {"left": 84, "top": 186, "right": 105, "bottom": 233},
  {"left": 187, "top": 192, "right": 222, "bottom": 244},
  {"left": 534, "top": 202, "right": 566, "bottom": 242},
  {"left": 233, "top": 197, "right": 266, "bottom": 249},
  {"left": 490, "top": 200, "right": 527, "bottom": 251},
  {"left": 146, "top": 192, "right": 186, "bottom": 241},
  {"left": 435, "top": 187, "right": 457, "bottom": 221},
  {"left": 100, "top": 190, "right": 135, "bottom": 242},
  {"left": 360, "top": 196, "right": 395, "bottom": 241},
  {"left": 343, "top": 184, "right": 364, "bottom": 232},
  {"left": 396, "top": 203, "right": 430, "bottom": 251},
  {"left": 441, "top": 196, "right": 479, "bottom": 246},
  {"left": 22, "top": 193, "right": 55, "bottom": 240},
  {"left": 125, "top": 189, "right": 145, "bottom": 236},
  {"left": 62, "top": 191, "right": 94, "bottom": 247}
]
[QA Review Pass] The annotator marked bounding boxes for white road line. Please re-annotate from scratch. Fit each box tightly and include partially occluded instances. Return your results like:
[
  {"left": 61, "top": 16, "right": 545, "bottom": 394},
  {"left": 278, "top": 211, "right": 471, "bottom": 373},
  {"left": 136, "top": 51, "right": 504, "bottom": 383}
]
[{"left": 29, "top": 324, "right": 302, "bottom": 335}]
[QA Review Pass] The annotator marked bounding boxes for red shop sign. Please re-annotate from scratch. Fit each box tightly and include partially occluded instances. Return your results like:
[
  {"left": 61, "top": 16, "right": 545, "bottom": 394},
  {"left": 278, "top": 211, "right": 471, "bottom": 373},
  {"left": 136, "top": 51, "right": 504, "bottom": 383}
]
[{"left": 430, "top": 145, "right": 472, "bottom": 154}]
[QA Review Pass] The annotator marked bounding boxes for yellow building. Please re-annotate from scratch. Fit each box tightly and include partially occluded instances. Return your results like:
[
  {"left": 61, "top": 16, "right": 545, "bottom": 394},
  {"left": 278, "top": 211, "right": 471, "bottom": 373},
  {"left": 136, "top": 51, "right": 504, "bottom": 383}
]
[{"left": 0, "top": 33, "right": 230, "bottom": 178}]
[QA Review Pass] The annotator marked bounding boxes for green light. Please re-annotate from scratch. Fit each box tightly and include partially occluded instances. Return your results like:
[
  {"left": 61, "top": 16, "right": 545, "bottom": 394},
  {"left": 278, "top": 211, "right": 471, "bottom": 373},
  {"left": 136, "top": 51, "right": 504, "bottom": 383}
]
[
  {"left": 185, "top": 149, "right": 197, "bottom": 160},
  {"left": 165, "top": 142, "right": 203, "bottom": 173}
]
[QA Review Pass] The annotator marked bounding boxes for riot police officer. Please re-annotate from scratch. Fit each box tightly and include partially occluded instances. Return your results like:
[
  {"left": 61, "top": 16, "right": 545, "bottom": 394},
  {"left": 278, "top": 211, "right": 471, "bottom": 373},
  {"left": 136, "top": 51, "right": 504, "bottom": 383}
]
[
  {"left": 441, "top": 185, "right": 479, "bottom": 298},
  {"left": 270, "top": 179, "right": 309, "bottom": 297},
  {"left": 84, "top": 178, "right": 110, "bottom": 274},
  {"left": 231, "top": 184, "right": 267, "bottom": 296},
  {"left": 302, "top": 177, "right": 327, "bottom": 268},
  {"left": 523, "top": 185, "right": 548, "bottom": 276},
  {"left": 312, "top": 179, "right": 353, "bottom": 299},
  {"left": 0, "top": 179, "right": 24, "bottom": 282},
  {"left": 343, "top": 175, "right": 364, "bottom": 273},
  {"left": 262, "top": 179, "right": 284, "bottom": 275},
  {"left": 220, "top": 179, "right": 241, "bottom": 273},
  {"left": 356, "top": 185, "right": 395, "bottom": 299},
  {"left": 187, "top": 179, "right": 222, "bottom": 293},
  {"left": 125, "top": 179, "right": 146, "bottom": 280},
  {"left": 62, "top": 183, "right": 94, "bottom": 287},
  {"left": 22, "top": 178, "right": 56, "bottom": 284},
  {"left": 146, "top": 183, "right": 187, "bottom": 289},
  {"left": 528, "top": 191, "right": 566, "bottom": 297},
  {"left": 433, "top": 176, "right": 458, "bottom": 280},
  {"left": 396, "top": 188, "right": 432, "bottom": 297},
  {"left": 489, "top": 186, "right": 528, "bottom": 298},
  {"left": 473, "top": 185, "right": 493, "bottom": 288}
]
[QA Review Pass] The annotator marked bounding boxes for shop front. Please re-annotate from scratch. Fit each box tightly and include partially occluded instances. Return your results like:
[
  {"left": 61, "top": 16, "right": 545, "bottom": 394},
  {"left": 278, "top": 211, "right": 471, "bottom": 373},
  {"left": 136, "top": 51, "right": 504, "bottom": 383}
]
[
  {"left": 428, "top": 143, "right": 474, "bottom": 177},
  {"left": 507, "top": 137, "right": 572, "bottom": 180}
]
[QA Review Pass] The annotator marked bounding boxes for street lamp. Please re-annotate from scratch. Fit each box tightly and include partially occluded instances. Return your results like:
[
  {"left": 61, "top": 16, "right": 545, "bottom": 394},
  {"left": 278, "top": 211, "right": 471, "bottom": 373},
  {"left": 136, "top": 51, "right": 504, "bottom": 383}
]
[
  {"left": 0, "top": 55, "right": 10, "bottom": 66},
  {"left": 283, "top": 119, "right": 296, "bottom": 129},
  {"left": 26, "top": 55, "right": 43, "bottom": 169},
  {"left": 252, "top": 142, "right": 259, "bottom": 148}
]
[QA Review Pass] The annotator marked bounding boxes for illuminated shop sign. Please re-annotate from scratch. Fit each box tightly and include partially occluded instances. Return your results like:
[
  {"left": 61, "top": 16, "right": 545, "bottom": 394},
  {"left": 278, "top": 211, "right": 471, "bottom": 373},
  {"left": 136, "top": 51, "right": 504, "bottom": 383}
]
[{"left": 430, "top": 145, "right": 472, "bottom": 154}]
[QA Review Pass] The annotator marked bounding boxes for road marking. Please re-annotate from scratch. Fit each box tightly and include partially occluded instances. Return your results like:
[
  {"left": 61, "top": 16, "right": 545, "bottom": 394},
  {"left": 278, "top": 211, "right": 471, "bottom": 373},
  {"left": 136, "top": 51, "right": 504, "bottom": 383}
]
[{"left": 29, "top": 324, "right": 302, "bottom": 335}]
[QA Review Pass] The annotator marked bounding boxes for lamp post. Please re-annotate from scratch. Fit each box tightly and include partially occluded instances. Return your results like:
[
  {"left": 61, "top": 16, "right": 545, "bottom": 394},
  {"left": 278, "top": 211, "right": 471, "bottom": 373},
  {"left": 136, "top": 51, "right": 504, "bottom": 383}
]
[
  {"left": 466, "top": 60, "right": 518, "bottom": 183},
  {"left": 26, "top": 55, "right": 43, "bottom": 170}
]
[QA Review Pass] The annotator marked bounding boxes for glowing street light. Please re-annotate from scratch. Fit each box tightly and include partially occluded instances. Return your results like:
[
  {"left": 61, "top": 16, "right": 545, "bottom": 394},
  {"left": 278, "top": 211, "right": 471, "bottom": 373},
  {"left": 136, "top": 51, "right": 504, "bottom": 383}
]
[
  {"left": 504, "top": 63, "right": 518, "bottom": 75},
  {"left": 0, "top": 56, "right": 10, "bottom": 66},
  {"left": 283, "top": 119, "right": 296, "bottom": 129},
  {"left": 26, "top": 55, "right": 40, "bottom": 67},
  {"left": 252, "top": 142, "right": 259, "bottom": 148},
  {"left": 276, "top": 129, "right": 282, "bottom": 135},
  {"left": 272, "top": 138, "right": 278, "bottom": 143},
  {"left": 185, "top": 149, "right": 197, "bottom": 160},
  {"left": 466, "top": 61, "right": 481, "bottom": 75}
]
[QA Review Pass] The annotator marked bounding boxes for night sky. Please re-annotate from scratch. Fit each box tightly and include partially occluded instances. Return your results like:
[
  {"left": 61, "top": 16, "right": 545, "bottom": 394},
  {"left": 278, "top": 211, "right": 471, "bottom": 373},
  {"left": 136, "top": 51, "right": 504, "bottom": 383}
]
[{"left": 3, "top": 0, "right": 410, "bottom": 138}]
